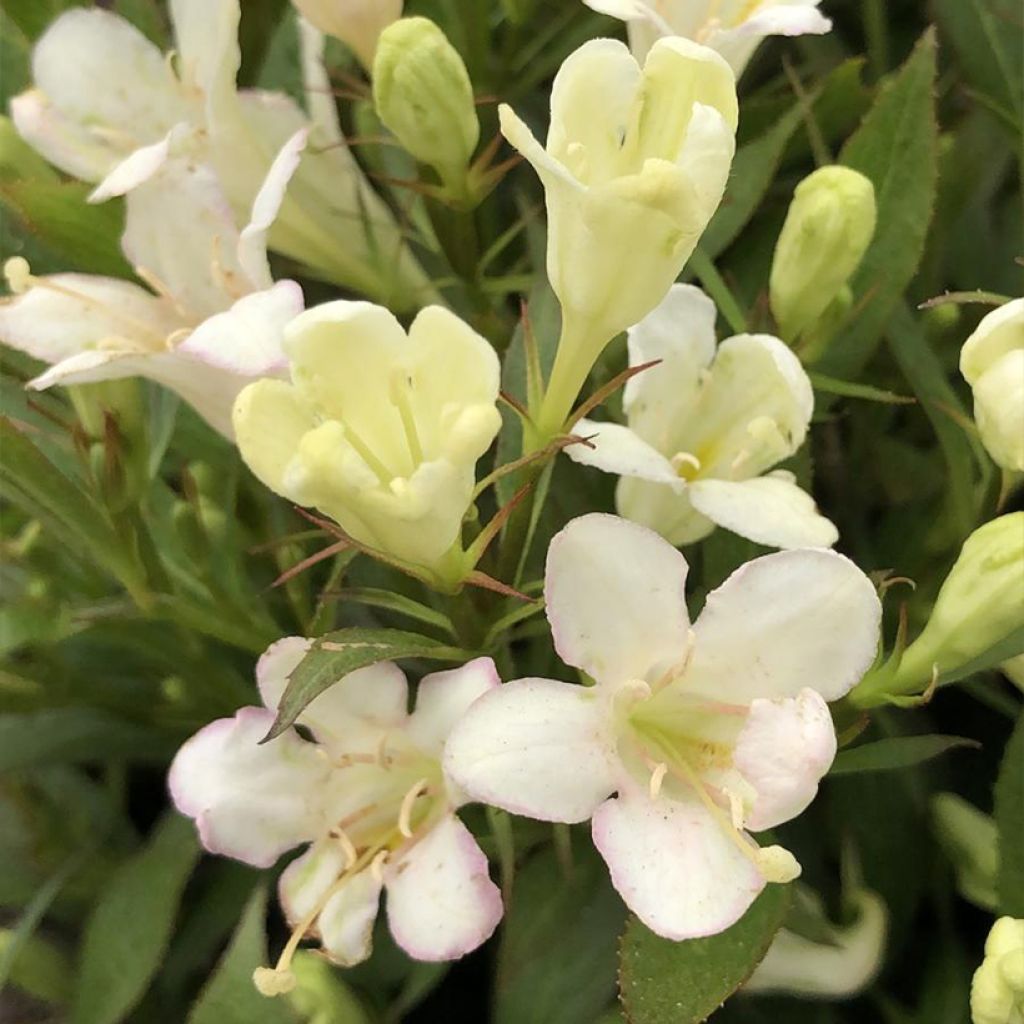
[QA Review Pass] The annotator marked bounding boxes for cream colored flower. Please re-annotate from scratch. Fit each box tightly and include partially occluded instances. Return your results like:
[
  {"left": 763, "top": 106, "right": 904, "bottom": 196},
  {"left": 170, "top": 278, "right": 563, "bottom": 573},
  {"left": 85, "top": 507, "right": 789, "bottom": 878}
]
[
  {"left": 960, "top": 299, "right": 1024, "bottom": 472},
  {"left": 583, "top": 0, "right": 831, "bottom": 75},
  {"left": 972, "top": 918, "right": 1024, "bottom": 1024},
  {"left": 232, "top": 302, "right": 501, "bottom": 582},
  {"left": 499, "top": 36, "right": 737, "bottom": 435},
  {"left": 291, "top": 0, "right": 403, "bottom": 69}
]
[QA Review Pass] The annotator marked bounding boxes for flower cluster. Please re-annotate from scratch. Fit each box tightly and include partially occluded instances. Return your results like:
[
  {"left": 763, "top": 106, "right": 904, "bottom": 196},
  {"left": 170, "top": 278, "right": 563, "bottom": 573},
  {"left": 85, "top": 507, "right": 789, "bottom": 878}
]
[{"left": 2, "top": 0, "right": 1020, "bottom": 1018}]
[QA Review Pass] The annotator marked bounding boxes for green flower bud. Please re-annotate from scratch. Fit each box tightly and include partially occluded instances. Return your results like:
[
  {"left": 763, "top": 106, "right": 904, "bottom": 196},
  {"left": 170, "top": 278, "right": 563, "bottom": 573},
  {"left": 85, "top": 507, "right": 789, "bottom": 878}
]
[
  {"left": 373, "top": 17, "right": 480, "bottom": 197},
  {"left": 931, "top": 793, "right": 999, "bottom": 911},
  {"left": 287, "top": 951, "right": 369, "bottom": 1024},
  {"left": 770, "top": 165, "right": 877, "bottom": 344},
  {"left": 892, "top": 513, "right": 1024, "bottom": 691}
]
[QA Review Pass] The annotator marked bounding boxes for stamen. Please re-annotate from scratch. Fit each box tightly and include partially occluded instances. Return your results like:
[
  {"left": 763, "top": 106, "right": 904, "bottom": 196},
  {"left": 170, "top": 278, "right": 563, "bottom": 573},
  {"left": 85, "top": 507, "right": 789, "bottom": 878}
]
[
  {"left": 388, "top": 370, "right": 424, "bottom": 466},
  {"left": 330, "top": 825, "right": 359, "bottom": 868},
  {"left": 4, "top": 257, "right": 31, "bottom": 294},
  {"left": 369, "top": 849, "right": 389, "bottom": 883},
  {"left": 336, "top": 752, "right": 382, "bottom": 768},
  {"left": 671, "top": 451, "right": 702, "bottom": 478},
  {"left": 725, "top": 787, "right": 745, "bottom": 830},
  {"left": 253, "top": 966, "right": 296, "bottom": 996},
  {"left": 648, "top": 762, "right": 668, "bottom": 800},
  {"left": 398, "top": 777, "right": 430, "bottom": 838},
  {"left": 337, "top": 415, "right": 395, "bottom": 486},
  {"left": 755, "top": 845, "right": 801, "bottom": 883}
]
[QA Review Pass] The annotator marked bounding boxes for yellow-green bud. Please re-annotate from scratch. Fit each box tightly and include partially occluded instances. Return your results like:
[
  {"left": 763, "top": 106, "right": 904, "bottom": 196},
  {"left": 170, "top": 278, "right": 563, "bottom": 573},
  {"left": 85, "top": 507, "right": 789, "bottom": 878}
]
[
  {"left": 971, "top": 918, "right": 1024, "bottom": 1024},
  {"left": 291, "top": 0, "right": 402, "bottom": 70},
  {"left": 931, "top": 793, "right": 999, "bottom": 911},
  {"left": 770, "top": 165, "right": 877, "bottom": 344},
  {"left": 892, "top": 513, "right": 1024, "bottom": 691},
  {"left": 373, "top": 17, "right": 479, "bottom": 196}
]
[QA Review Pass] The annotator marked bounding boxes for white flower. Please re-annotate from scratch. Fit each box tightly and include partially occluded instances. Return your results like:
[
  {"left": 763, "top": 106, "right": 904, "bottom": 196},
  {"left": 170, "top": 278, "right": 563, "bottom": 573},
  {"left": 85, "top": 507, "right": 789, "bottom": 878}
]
[
  {"left": 583, "top": 0, "right": 832, "bottom": 76},
  {"left": 445, "top": 514, "right": 880, "bottom": 939},
  {"left": 960, "top": 298, "right": 1024, "bottom": 472},
  {"left": 744, "top": 887, "right": 887, "bottom": 998},
  {"left": 567, "top": 285, "right": 837, "bottom": 549},
  {"left": 232, "top": 301, "right": 502, "bottom": 582},
  {"left": 499, "top": 37, "right": 737, "bottom": 435},
  {"left": 0, "top": 141, "right": 306, "bottom": 438},
  {"left": 170, "top": 639, "right": 503, "bottom": 977},
  {"left": 971, "top": 918, "right": 1024, "bottom": 1024},
  {"left": 11, "top": 0, "right": 431, "bottom": 308}
]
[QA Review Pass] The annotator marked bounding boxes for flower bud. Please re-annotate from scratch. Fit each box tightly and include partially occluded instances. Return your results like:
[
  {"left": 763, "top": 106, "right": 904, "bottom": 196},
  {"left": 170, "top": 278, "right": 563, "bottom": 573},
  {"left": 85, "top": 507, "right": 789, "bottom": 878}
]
[
  {"left": 960, "top": 298, "right": 1024, "bottom": 472},
  {"left": 373, "top": 17, "right": 479, "bottom": 197},
  {"left": 291, "top": 0, "right": 402, "bottom": 69},
  {"left": 931, "top": 793, "right": 998, "bottom": 911},
  {"left": 891, "top": 513, "right": 1024, "bottom": 692},
  {"left": 972, "top": 918, "right": 1024, "bottom": 1024},
  {"left": 287, "top": 951, "right": 367, "bottom": 1023},
  {"left": 770, "top": 165, "right": 877, "bottom": 345}
]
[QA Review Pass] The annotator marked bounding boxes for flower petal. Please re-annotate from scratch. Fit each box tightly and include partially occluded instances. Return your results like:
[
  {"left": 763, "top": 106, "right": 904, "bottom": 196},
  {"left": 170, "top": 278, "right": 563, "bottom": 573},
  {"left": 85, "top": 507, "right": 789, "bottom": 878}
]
[
  {"left": 88, "top": 125, "right": 185, "bottom": 203},
  {"left": 279, "top": 838, "right": 350, "bottom": 925},
  {"left": 177, "top": 281, "right": 302, "bottom": 376},
  {"left": 386, "top": 815, "right": 502, "bottom": 961},
  {"left": 687, "top": 548, "right": 881, "bottom": 704},
  {"left": 960, "top": 297, "right": 1024, "bottom": 385},
  {"left": 318, "top": 868, "right": 383, "bottom": 967},
  {"left": 407, "top": 658, "right": 501, "bottom": 760},
  {"left": 687, "top": 472, "right": 838, "bottom": 550},
  {"left": 233, "top": 378, "right": 318, "bottom": 498},
  {"left": 168, "top": 0, "right": 242, "bottom": 125},
  {"left": 168, "top": 707, "right": 332, "bottom": 868},
  {"left": 733, "top": 688, "right": 837, "bottom": 831},
  {"left": 257, "top": 637, "right": 408, "bottom": 753},
  {"left": 566, "top": 419, "right": 681, "bottom": 486},
  {"left": 616, "top": 474, "right": 715, "bottom": 547},
  {"left": 545, "top": 513, "right": 691, "bottom": 684},
  {"left": 707, "top": 3, "right": 832, "bottom": 76},
  {"left": 623, "top": 283, "right": 717, "bottom": 450},
  {"left": 444, "top": 677, "right": 616, "bottom": 823},
  {"left": 0, "top": 273, "right": 179, "bottom": 363},
  {"left": 591, "top": 784, "right": 765, "bottom": 939}
]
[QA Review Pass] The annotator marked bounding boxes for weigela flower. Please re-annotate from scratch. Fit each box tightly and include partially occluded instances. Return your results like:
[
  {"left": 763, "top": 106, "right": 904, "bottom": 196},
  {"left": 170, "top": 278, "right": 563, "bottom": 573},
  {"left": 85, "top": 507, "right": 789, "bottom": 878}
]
[
  {"left": 499, "top": 37, "right": 737, "bottom": 434},
  {"left": 971, "top": 918, "right": 1024, "bottom": 1024},
  {"left": 446, "top": 513, "right": 881, "bottom": 940},
  {"left": 583, "top": 0, "right": 831, "bottom": 76},
  {"left": 567, "top": 285, "right": 837, "bottom": 549},
  {"left": 232, "top": 301, "right": 502, "bottom": 582},
  {"left": 0, "top": 144, "right": 305, "bottom": 438},
  {"left": 169, "top": 639, "right": 503, "bottom": 983},
  {"left": 960, "top": 298, "right": 1024, "bottom": 472},
  {"left": 292, "top": 0, "right": 403, "bottom": 69},
  {"left": 12, "top": 0, "right": 430, "bottom": 308}
]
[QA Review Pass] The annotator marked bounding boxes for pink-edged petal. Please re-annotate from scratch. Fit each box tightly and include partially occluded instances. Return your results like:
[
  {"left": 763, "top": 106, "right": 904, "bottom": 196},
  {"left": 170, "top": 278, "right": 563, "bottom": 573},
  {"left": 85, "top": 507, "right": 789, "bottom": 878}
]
[
  {"left": 176, "top": 281, "right": 302, "bottom": 376},
  {"left": 686, "top": 549, "right": 881, "bottom": 704},
  {"left": 168, "top": 707, "right": 332, "bottom": 868},
  {"left": 407, "top": 657, "right": 501, "bottom": 759},
  {"left": 237, "top": 128, "right": 308, "bottom": 287},
  {"left": 545, "top": 513, "right": 691, "bottom": 685},
  {"left": 318, "top": 868, "right": 383, "bottom": 967},
  {"left": 623, "top": 283, "right": 717, "bottom": 451},
  {"left": 385, "top": 815, "right": 502, "bottom": 961},
  {"left": 592, "top": 784, "right": 765, "bottom": 940},
  {"left": 726, "top": 4, "right": 832, "bottom": 40},
  {"left": 279, "top": 838, "right": 349, "bottom": 925},
  {"left": 0, "top": 273, "right": 179, "bottom": 364},
  {"left": 88, "top": 125, "right": 188, "bottom": 203},
  {"left": 733, "top": 688, "right": 837, "bottom": 831},
  {"left": 444, "top": 677, "right": 616, "bottom": 824},
  {"left": 257, "top": 638, "right": 408, "bottom": 753},
  {"left": 566, "top": 419, "right": 682, "bottom": 487},
  {"left": 687, "top": 473, "right": 838, "bottom": 550}
]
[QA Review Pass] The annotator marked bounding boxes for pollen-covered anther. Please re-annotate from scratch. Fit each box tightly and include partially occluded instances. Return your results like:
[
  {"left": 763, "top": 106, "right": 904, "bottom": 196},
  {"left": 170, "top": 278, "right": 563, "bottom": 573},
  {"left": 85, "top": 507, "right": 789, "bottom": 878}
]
[
  {"left": 648, "top": 761, "right": 668, "bottom": 799},
  {"left": 755, "top": 844, "right": 802, "bottom": 883},
  {"left": 252, "top": 965, "right": 297, "bottom": 997},
  {"left": 3, "top": 257, "right": 32, "bottom": 294}
]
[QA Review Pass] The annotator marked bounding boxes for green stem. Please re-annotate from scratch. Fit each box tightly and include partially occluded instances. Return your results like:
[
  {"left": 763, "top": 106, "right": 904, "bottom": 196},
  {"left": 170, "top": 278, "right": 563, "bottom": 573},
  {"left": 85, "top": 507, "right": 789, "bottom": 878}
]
[
  {"left": 688, "top": 248, "right": 748, "bottom": 334},
  {"left": 533, "top": 316, "right": 607, "bottom": 443}
]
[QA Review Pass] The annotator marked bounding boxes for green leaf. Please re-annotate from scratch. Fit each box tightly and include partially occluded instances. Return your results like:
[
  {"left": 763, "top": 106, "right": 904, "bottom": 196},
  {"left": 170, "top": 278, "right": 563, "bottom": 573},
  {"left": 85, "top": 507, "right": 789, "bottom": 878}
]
[
  {"left": 808, "top": 371, "right": 914, "bottom": 405},
  {"left": 699, "top": 102, "right": 805, "bottom": 261},
  {"left": 0, "top": 928, "right": 72, "bottom": 1005},
  {"left": 934, "top": 0, "right": 1023, "bottom": 130},
  {"left": 72, "top": 813, "right": 200, "bottom": 1024},
  {"left": 994, "top": 710, "right": 1024, "bottom": 916},
  {"left": 618, "top": 885, "right": 791, "bottom": 1024},
  {"left": 494, "top": 845, "right": 625, "bottom": 1024},
  {"left": 0, "top": 418, "right": 149, "bottom": 603},
  {"left": 0, "top": 709, "right": 175, "bottom": 772},
  {"left": 268, "top": 627, "right": 470, "bottom": 739},
  {"left": 829, "top": 735, "right": 980, "bottom": 777},
  {"left": 187, "top": 885, "right": 296, "bottom": 1024},
  {"left": 817, "top": 30, "right": 938, "bottom": 380}
]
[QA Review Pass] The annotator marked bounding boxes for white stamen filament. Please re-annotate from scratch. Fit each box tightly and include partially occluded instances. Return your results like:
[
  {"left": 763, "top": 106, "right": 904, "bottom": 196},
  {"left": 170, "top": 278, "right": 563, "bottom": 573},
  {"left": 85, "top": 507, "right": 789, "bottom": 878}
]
[
  {"left": 369, "top": 849, "right": 389, "bottom": 883},
  {"left": 398, "top": 777, "right": 431, "bottom": 838},
  {"left": 389, "top": 370, "right": 424, "bottom": 466},
  {"left": 329, "top": 825, "right": 359, "bottom": 868},
  {"left": 648, "top": 761, "right": 668, "bottom": 799}
]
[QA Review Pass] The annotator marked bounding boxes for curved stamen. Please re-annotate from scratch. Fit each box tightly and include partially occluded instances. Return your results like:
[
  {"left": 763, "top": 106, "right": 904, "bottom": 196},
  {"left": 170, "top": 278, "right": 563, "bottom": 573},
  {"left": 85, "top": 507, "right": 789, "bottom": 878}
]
[{"left": 398, "top": 777, "right": 431, "bottom": 838}]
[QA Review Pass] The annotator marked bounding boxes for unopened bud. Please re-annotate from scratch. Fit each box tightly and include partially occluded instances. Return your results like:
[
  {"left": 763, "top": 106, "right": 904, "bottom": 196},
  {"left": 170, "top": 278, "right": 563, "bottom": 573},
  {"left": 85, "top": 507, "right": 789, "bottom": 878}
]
[
  {"left": 291, "top": 0, "right": 402, "bottom": 69},
  {"left": 770, "top": 165, "right": 877, "bottom": 345},
  {"left": 971, "top": 918, "right": 1024, "bottom": 1024},
  {"left": 373, "top": 17, "right": 479, "bottom": 196},
  {"left": 891, "top": 513, "right": 1024, "bottom": 692},
  {"left": 960, "top": 298, "right": 1024, "bottom": 472},
  {"left": 931, "top": 793, "right": 998, "bottom": 911},
  {"left": 287, "top": 950, "right": 367, "bottom": 1020}
]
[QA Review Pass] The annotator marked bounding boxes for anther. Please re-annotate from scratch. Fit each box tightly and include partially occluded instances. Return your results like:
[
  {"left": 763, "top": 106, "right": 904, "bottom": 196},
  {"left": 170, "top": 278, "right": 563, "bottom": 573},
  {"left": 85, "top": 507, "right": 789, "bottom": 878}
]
[
  {"left": 370, "top": 849, "right": 389, "bottom": 883},
  {"left": 755, "top": 845, "right": 802, "bottom": 884},
  {"left": 4, "top": 257, "right": 32, "bottom": 294},
  {"left": 252, "top": 966, "right": 296, "bottom": 997},
  {"left": 648, "top": 762, "right": 668, "bottom": 800},
  {"left": 398, "top": 777, "right": 430, "bottom": 838}
]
